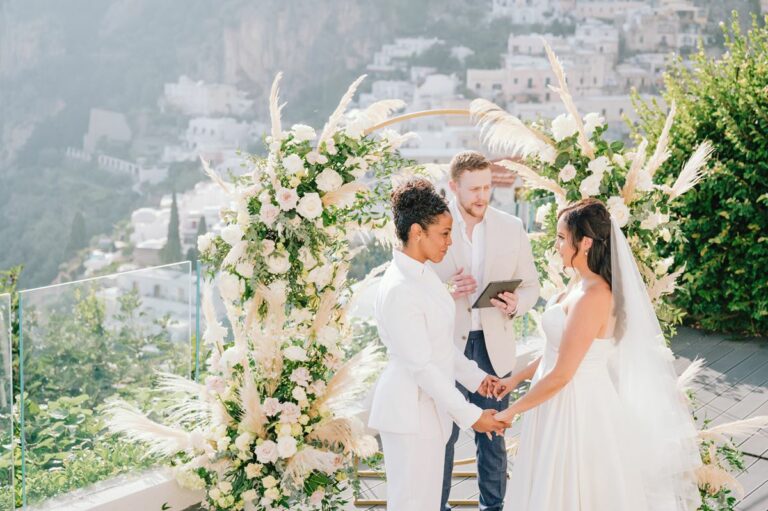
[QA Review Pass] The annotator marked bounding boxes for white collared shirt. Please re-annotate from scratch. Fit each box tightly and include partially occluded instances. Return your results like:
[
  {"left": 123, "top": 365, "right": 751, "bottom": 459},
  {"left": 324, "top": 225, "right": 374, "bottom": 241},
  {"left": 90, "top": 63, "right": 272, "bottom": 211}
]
[{"left": 449, "top": 200, "right": 486, "bottom": 331}]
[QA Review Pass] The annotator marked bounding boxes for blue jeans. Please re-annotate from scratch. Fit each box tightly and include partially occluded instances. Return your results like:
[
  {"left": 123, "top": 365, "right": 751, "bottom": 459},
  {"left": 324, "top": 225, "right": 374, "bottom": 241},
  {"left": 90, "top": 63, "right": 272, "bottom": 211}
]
[{"left": 440, "top": 331, "right": 510, "bottom": 511}]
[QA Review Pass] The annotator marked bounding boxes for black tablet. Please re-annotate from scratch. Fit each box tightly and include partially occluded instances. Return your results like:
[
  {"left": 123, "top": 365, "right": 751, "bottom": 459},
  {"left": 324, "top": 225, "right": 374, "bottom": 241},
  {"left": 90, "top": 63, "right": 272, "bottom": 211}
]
[{"left": 472, "top": 279, "right": 523, "bottom": 309}]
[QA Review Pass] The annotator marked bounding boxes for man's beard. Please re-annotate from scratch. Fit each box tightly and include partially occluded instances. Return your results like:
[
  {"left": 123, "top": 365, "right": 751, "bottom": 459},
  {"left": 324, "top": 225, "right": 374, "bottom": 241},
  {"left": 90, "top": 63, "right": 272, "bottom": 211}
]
[{"left": 460, "top": 199, "right": 488, "bottom": 220}]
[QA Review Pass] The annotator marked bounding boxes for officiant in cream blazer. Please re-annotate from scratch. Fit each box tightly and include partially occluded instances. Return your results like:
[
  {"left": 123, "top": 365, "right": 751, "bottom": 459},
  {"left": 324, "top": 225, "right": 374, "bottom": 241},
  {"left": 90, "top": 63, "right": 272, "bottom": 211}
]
[{"left": 432, "top": 151, "right": 540, "bottom": 511}]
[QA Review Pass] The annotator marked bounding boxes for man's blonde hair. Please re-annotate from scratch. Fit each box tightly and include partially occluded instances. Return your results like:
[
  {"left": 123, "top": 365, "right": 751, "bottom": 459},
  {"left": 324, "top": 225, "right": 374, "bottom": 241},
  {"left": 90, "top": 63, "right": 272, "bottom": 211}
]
[{"left": 449, "top": 150, "right": 491, "bottom": 181}]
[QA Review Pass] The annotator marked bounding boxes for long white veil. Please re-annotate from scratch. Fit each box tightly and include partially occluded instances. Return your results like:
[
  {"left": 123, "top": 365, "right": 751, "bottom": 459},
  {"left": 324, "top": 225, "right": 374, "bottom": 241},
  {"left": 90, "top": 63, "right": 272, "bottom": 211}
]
[{"left": 610, "top": 219, "right": 702, "bottom": 510}]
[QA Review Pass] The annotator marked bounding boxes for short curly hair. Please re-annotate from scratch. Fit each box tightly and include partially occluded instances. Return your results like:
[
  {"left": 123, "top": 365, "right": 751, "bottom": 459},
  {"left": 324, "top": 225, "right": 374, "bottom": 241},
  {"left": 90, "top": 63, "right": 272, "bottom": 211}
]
[{"left": 390, "top": 177, "right": 449, "bottom": 243}]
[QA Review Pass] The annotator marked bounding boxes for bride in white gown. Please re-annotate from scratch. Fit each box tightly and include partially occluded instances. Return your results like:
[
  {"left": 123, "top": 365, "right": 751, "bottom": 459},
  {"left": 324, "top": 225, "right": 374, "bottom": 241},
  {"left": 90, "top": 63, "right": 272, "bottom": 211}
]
[{"left": 494, "top": 198, "right": 702, "bottom": 511}]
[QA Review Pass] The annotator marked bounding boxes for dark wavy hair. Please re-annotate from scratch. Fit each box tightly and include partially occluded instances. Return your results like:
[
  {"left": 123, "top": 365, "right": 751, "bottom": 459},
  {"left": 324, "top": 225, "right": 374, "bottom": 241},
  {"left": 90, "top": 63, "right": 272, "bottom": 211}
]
[
  {"left": 390, "top": 177, "right": 449, "bottom": 244},
  {"left": 557, "top": 198, "right": 612, "bottom": 288}
]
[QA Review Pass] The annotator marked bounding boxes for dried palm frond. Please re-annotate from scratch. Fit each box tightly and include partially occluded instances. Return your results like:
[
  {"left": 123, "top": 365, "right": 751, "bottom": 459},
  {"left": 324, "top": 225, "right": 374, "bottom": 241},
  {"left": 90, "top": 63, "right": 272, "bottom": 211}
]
[
  {"left": 470, "top": 98, "right": 554, "bottom": 157},
  {"left": 200, "top": 156, "right": 231, "bottom": 195},
  {"left": 322, "top": 182, "right": 368, "bottom": 208},
  {"left": 645, "top": 101, "right": 676, "bottom": 178},
  {"left": 666, "top": 141, "right": 714, "bottom": 198},
  {"left": 269, "top": 72, "right": 285, "bottom": 141},
  {"left": 319, "top": 74, "right": 367, "bottom": 146},
  {"left": 497, "top": 160, "right": 567, "bottom": 203},
  {"left": 696, "top": 463, "right": 744, "bottom": 498},
  {"left": 699, "top": 416, "right": 768, "bottom": 446},
  {"left": 646, "top": 266, "right": 684, "bottom": 303},
  {"left": 543, "top": 40, "right": 595, "bottom": 159},
  {"left": 311, "top": 289, "right": 338, "bottom": 337},
  {"left": 154, "top": 373, "right": 212, "bottom": 426},
  {"left": 676, "top": 358, "right": 705, "bottom": 395},
  {"left": 105, "top": 401, "right": 192, "bottom": 458},
  {"left": 314, "top": 344, "right": 383, "bottom": 416},
  {"left": 222, "top": 240, "right": 247, "bottom": 267},
  {"left": 621, "top": 138, "right": 649, "bottom": 204},
  {"left": 282, "top": 447, "right": 340, "bottom": 489},
  {"left": 359, "top": 99, "right": 406, "bottom": 127},
  {"left": 239, "top": 364, "right": 267, "bottom": 436},
  {"left": 306, "top": 416, "right": 360, "bottom": 453}
]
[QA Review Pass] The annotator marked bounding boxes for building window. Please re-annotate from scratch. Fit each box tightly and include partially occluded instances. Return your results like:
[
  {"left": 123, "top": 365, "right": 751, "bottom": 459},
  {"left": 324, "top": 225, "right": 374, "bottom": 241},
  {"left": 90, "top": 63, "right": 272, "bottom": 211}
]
[
  {"left": 619, "top": 108, "right": 624, "bottom": 115},
  {"left": 527, "top": 78, "right": 533, "bottom": 88},
  {"left": 580, "top": 77, "right": 584, "bottom": 85},
  {"left": 476, "top": 83, "right": 481, "bottom": 90},
  {"left": 492, "top": 83, "right": 502, "bottom": 90},
  {"left": 545, "top": 77, "right": 551, "bottom": 86},
  {"left": 593, "top": 77, "right": 597, "bottom": 85},
  {"left": 601, "top": 108, "right": 607, "bottom": 115},
  {"left": 514, "top": 78, "right": 519, "bottom": 85},
  {"left": 545, "top": 92, "right": 550, "bottom": 101},
  {"left": 153, "top": 285, "right": 161, "bottom": 298}
]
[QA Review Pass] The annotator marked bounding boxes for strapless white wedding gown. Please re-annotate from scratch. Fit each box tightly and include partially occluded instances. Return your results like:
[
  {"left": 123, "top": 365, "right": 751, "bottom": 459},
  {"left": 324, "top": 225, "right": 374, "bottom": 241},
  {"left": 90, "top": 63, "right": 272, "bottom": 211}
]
[{"left": 506, "top": 297, "right": 649, "bottom": 510}]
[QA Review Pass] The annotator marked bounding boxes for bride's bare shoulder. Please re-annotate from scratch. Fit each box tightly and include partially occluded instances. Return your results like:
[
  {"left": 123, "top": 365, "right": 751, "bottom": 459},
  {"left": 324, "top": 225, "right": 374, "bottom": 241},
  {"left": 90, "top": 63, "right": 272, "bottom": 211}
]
[{"left": 578, "top": 281, "right": 612, "bottom": 311}]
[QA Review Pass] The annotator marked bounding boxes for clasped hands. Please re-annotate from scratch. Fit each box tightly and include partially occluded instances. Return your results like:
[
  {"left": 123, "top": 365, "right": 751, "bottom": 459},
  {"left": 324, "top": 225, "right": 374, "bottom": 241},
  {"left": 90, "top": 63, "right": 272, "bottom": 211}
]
[{"left": 472, "top": 375, "right": 517, "bottom": 436}]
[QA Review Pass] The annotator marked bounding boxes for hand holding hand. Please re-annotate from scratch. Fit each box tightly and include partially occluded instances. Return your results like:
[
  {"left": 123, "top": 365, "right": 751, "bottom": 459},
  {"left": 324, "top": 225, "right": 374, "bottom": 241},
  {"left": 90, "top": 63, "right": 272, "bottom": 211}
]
[
  {"left": 493, "top": 407, "right": 517, "bottom": 425},
  {"left": 477, "top": 375, "right": 501, "bottom": 398},
  {"left": 449, "top": 268, "right": 477, "bottom": 300},
  {"left": 472, "top": 409, "right": 509, "bottom": 437},
  {"left": 492, "top": 375, "right": 519, "bottom": 401},
  {"left": 490, "top": 291, "right": 519, "bottom": 318}
]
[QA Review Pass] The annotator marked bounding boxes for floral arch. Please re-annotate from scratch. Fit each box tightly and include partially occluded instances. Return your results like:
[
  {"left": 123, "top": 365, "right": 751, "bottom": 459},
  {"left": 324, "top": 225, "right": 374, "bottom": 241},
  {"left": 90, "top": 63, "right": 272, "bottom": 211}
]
[{"left": 106, "top": 43, "right": 741, "bottom": 511}]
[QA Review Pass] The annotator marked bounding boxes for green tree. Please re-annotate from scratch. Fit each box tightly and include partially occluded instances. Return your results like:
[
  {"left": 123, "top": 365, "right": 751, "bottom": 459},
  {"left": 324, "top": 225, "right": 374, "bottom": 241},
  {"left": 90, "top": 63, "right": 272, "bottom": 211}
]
[
  {"left": 633, "top": 13, "right": 768, "bottom": 336},
  {"left": 161, "top": 192, "right": 182, "bottom": 264},
  {"left": 65, "top": 211, "right": 87, "bottom": 257}
]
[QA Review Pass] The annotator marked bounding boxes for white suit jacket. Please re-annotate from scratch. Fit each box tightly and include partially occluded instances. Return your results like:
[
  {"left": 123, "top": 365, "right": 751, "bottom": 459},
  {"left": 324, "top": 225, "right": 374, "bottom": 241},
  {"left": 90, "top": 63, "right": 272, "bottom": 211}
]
[
  {"left": 368, "top": 250, "right": 485, "bottom": 440},
  {"left": 431, "top": 205, "right": 540, "bottom": 377}
]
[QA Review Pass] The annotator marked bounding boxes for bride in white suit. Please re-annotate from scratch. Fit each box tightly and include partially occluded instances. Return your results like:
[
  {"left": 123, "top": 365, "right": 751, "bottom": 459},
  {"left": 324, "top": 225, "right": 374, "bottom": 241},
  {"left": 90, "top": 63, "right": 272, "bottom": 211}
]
[{"left": 368, "top": 178, "right": 508, "bottom": 511}]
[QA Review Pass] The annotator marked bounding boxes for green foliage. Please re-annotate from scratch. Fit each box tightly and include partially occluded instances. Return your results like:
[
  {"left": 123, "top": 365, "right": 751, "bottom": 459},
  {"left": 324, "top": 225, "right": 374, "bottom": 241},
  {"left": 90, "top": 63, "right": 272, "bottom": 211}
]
[
  {"left": 161, "top": 192, "right": 183, "bottom": 264},
  {"left": 632, "top": 13, "right": 768, "bottom": 336},
  {"left": 348, "top": 240, "right": 391, "bottom": 282}
]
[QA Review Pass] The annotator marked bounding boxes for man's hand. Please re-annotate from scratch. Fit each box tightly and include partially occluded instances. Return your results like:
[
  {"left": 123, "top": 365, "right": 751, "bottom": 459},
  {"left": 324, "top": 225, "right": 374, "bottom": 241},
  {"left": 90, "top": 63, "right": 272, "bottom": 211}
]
[
  {"left": 449, "top": 267, "right": 477, "bottom": 300},
  {"left": 472, "top": 409, "right": 508, "bottom": 436},
  {"left": 477, "top": 375, "right": 500, "bottom": 398},
  {"left": 489, "top": 291, "right": 519, "bottom": 318}
]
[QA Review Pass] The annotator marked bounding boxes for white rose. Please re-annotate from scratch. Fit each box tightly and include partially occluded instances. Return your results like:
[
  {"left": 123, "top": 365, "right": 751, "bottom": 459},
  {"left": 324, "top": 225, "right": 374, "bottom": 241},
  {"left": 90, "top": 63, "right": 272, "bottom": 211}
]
[
  {"left": 558, "top": 163, "right": 577, "bottom": 183},
  {"left": 276, "top": 187, "right": 299, "bottom": 211},
  {"left": 282, "top": 153, "right": 305, "bottom": 174},
  {"left": 315, "top": 168, "right": 344, "bottom": 192},
  {"left": 267, "top": 279, "right": 287, "bottom": 303},
  {"left": 291, "top": 124, "right": 316, "bottom": 143},
  {"left": 218, "top": 273, "right": 244, "bottom": 302},
  {"left": 277, "top": 423, "right": 293, "bottom": 437},
  {"left": 235, "top": 432, "right": 254, "bottom": 453},
  {"left": 283, "top": 345, "right": 308, "bottom": 362},
  {"left": 298, "top": 246, "right": 317, "bottom": 269},
  {"left": 587, "top": 156, "right": 611, "bottom": 176},
  {"left": 262, "top": 239, "right": 276, "bottom": 256},
  {"left": 262, "top": 475, "right": 278, "bottom": 489},
  {"left": 305, "top": 151, "right": 329, "bottom": 165},
  {"left": 640, "top": 214, "right": 659, "bottom": 230},
  {"left": 277, "top": 436, "right": 298, "bottom": 458},
  {"left": 264, "top": 488, "right": 281, "bottom": 501},
  {"left": 612, "top": 153, "right": 626, "bottom": 167},
  {"left": 221, "top": 224, "right": 244, "bottom": 246},
  {"left": 607, "top": 196, "right": 630, "bottom": 227},
  {"left": 535, "top": 202, "right": 553, "bottom": 226},
  {"left": 242, "top": 489, "right": 258, "bottom": 502},
  {"left": 266, "top": 253, "right": 291, "bottom": 274},
  {"left": 551, "top": 114, "right": 578, "bottom": 142},
  {"left": 254, "top": 440, "right": 279, "bottom": 464},
  {"left": 280, "top": 402, "right": 302, "bottom": 424},
  {"left": 245, "top": 463, "right": 262, "bottom": 479},
  {"left": 657, "top": 213, "right": 670, "bottom": 225},
  {"left": 296, "top": 192, "right": 323, "bottom": 219},
  {"left": 259, "top": 203, "right": 280, "bottom": 226},
  {"left": 292, "top": 387, "right": 307, "bottom": 401},
  {"left": 660, "top": 228, "right": 671, "bottom": 242},
  {"left": 209, "top": 488, "right": 221, "bottom": 501},
  {"left": 583, "top": 112, "right": 605, "bottom": 137},
  {"left": 262, "top": 398, "right": 281, "bottom": 417},
  {"left": 579, "top": 174, "right": 602, "bottom": 197},
  {"left": 197, "top": 232, "right": 214, "bottom": 253},
  {"left": 236, "top": 262, "right": 254, "bottom": 278}
]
